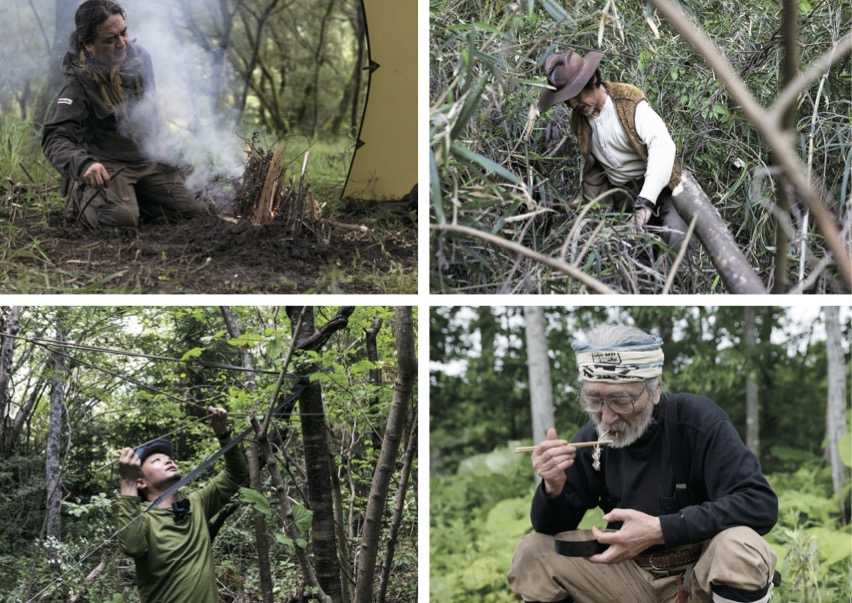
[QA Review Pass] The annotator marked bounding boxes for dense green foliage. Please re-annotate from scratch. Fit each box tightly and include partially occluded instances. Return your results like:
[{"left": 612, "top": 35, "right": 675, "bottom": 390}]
[
  {"left": 430, "top": 0, "right": 851, "bottom": 293},
  {"left": 0, "top": 306, "right": 417, "bottom": 602},
  {"left": 430, "top": 306, "right": 851, "bottom": 601}
]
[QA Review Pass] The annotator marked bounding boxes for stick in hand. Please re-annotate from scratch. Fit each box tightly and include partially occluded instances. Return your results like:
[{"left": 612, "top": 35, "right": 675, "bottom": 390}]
[{"left": 514, "top": 440, "right": 613, "bottom": 453}]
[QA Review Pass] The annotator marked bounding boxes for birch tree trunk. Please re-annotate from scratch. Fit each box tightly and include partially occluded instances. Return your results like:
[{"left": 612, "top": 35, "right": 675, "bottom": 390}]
[
  {"left": 824, "top": 306, "right": 847, "bottom": 521},
  {"left": 743, "top": 307, "right": 760, "bottom": 455},
  {"left": 354, "top": 307, "right": 416, "bottom": 603},
  {"left": 45, "top": 315, "right": 66, "bottom": 572},
  {"left": 524, "top": 306, "right": 554, "bottom": 487}
]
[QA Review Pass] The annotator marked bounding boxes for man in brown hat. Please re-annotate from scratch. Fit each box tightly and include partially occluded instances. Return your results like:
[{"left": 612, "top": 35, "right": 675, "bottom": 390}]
[{"left": 539, "top": 49, "right": 691, "bottom": 252}]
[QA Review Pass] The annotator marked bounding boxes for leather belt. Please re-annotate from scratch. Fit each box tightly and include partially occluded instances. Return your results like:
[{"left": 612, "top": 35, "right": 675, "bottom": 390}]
[{"left": 634, "top": 543, "right": 705, "bottom": 570}]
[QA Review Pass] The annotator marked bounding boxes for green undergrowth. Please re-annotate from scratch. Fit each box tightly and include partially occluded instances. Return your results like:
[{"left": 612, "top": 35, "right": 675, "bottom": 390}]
[
  {"left": 430, "top": 442, "right": 852, "bottom": 602},
  {"left": 429, "top": 0, "right": 851, "bottom": 293}
]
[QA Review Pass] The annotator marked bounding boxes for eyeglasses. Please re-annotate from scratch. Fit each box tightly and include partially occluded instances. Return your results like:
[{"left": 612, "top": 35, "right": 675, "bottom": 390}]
[{"left": 577, "top": 382, "right": 648, "bottom": 415}]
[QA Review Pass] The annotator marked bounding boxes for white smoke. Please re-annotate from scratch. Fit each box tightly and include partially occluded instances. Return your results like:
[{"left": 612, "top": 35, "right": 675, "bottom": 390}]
[{"left": 120, "top": 0, "right": 244, "bottom": 194}]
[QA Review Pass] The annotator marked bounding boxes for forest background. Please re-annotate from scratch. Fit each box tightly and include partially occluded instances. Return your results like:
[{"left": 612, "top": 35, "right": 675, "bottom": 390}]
[
  {"left": 430, "top": 306, "right": 851, "bottom": 602},
  {"left": 2, "top": 0, "right": 370, "bottom": 195},
  {"left": 0, "top": 305, "right": 418, "bottom": 603},
  {"left": 429, "top": 0, "right": 851, "bottom": 294}
]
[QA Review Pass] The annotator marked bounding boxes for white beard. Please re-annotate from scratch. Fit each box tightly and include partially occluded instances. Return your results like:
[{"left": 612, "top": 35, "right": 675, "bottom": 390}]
[{"left": 595, "top": 402, "right": 655, "bottom": 448}]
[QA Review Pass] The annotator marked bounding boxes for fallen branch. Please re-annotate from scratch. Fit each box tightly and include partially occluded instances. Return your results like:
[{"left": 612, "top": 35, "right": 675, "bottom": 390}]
[
  {"left": 430, "top": 223, "right": 618, "bottom": 294},
  {"left": 671, "top": 172, "right": 768, "bottom": 294}
]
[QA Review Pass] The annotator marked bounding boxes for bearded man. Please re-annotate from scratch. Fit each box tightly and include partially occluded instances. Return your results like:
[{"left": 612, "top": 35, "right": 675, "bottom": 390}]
[
  {"left": 116, "top": 406, "right": 247, "bottom": 603},
  {"left": 539, "top": 49, "right": 692, "bottom": 252},
  {"left": 507, "top": 325, "right": 779, "bottom": 603},
  {"left": 42, "top": 0, "right": 209, "bottom": 228}
]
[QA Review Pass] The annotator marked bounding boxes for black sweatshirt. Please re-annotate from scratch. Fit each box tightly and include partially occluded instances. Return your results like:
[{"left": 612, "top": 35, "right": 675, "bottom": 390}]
[{"left": 531, "top": 393, "right": 778, "bottom": 551}]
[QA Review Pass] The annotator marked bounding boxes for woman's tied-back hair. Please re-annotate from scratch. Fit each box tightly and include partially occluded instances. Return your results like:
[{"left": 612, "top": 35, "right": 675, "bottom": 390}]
[{"left": 69, "top": 0, "right": 126, "bottom": 53}]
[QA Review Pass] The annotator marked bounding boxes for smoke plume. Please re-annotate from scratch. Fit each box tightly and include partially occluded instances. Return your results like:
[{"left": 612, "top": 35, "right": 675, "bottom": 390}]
[{"left": 120, "top": 0, "right": 245, "bottom": 195}]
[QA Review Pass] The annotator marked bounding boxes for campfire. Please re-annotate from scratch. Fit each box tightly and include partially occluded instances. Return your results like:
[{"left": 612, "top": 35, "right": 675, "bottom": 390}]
[
  {"left": 220, "top": 137, "right": 369, "bottom": 238},
  {"left": 231, "top": 139, "right": 319, "bottom": 232}
]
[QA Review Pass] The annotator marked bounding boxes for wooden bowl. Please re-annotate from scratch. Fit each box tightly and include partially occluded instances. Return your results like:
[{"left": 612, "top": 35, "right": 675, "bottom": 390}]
[{"left": 554, "top": 529, "right": 615, "bottom": 557}]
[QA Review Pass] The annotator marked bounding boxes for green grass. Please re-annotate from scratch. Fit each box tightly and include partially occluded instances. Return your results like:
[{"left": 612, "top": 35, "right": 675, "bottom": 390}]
[
  {"left": 0, "top": 115, "right": 56, "bottom": 183},
  {"left": 1, "top": 116, "right": 415, "bottom": 294}
]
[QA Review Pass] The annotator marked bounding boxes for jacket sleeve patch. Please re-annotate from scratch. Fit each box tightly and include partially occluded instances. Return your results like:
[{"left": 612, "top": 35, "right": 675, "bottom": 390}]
[{"left": 57, "top": 98, "right": 73, "bottom": 105}]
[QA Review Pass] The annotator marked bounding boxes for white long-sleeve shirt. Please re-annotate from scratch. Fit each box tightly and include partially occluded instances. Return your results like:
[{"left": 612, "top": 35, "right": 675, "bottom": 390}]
[{"left": 585, "top": 95, "right": 676, "bottom": 203}]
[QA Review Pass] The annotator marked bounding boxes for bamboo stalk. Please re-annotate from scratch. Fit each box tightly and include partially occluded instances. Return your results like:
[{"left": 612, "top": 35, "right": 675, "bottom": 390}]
[{"left": 514, "top": 440, "right": 613, "bottom": 453}]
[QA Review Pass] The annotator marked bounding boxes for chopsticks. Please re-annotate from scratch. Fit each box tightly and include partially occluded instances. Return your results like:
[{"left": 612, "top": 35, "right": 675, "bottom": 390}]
[{"left": 514, "top": 440, "right": 613, "bottom": 453}]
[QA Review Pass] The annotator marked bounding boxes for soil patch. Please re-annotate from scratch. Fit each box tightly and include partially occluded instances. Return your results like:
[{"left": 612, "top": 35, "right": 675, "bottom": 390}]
[{"left": 2, "top": 205, "right": 416, "bottom": 294}]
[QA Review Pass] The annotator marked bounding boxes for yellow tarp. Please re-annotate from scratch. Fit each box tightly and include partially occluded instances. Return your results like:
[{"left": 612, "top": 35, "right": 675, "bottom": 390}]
[{"left": 342, "top": 0, "right": 417, "bottom": 201}]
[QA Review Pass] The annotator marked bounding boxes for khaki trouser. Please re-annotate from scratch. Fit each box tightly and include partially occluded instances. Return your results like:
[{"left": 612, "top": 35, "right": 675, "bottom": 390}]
[
  {"left": 67, "top": 161, "right": 209, "bottom": 228},
  {"left": 581, "top": 163, "right": 692, "bottom": 253},
  {"left": 507, "top": 527, "right": 776, "bottom": 603}
]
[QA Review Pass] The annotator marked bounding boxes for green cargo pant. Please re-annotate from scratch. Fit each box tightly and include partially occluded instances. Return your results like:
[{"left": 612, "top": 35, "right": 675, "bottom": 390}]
[
  {"left": 67, "top": 161, "right": 209, "bottom": 228},
  {"left": 507, "top": 526, "right": 776, "bottom": 603}
]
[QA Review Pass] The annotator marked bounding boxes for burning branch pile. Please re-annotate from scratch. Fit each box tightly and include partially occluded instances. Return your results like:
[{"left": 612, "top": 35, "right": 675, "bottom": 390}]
[{"left": 232, "top": 138, "right": 320, "bottom": 234}]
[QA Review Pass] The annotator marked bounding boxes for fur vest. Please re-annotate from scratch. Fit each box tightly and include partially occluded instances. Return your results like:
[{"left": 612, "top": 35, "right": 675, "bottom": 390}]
[{"left": 570, "top": 82, "right": 682, "bottom": 190}]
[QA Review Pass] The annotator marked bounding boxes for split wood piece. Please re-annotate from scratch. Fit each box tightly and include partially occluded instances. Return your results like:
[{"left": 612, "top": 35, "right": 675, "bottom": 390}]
[
  {"left": 254, "top": 146, "right": 286, "bottom": 225},
  {"left": 670, "top": 171, "right": 767, "bottom": 294},
  {"left": 514, "top": 440, "right": 613, "bottom": 453}
]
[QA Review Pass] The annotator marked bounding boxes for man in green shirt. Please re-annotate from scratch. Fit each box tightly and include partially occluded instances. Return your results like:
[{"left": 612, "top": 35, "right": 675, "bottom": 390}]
[{"left": 116, "top": 407, "right": 247, "bottom": 603}]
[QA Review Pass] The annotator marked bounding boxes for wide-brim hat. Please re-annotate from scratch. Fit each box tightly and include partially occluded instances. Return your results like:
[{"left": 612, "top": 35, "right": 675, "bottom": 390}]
[
  {"left": 135, "top": 439, "right": 173, "bottom": 464},
  {"left": 539, "top": 49, "right": 605, "bottom": 112}
]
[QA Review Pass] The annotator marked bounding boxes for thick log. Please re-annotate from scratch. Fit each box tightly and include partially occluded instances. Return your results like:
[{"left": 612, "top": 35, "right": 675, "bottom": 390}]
[{"left": 670, "top": 172, "right": 768, "bottom": 294}]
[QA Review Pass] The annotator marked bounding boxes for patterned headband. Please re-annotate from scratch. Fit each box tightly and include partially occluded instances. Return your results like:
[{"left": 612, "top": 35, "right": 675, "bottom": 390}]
[{"left": 572, "top": 336, "right": 664, "bottom": 383}]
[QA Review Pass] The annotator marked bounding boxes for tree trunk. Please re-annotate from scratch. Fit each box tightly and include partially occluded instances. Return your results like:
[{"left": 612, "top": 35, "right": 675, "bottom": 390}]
[
  {"left": 365, "top": 314, "right": 383, "bottom": 387},
  {"left": 219, "top": 306, "right": 274, "bottom": 603},
  {"left": 300, "top": 380, "right": 342, "bottom": 600},
  {"left": 37, "top": 0, "right": 76, "bottom": 121},
  {"left": 326, "top": 428, "right": 354, "bottom": 603},
  {"left": 670, "top": 172, "right": 768, "bottom": 294},
  {"left": 377, "top": 415, "right": 417, "bottom": 603},
  {"left": 45, "top": 316, "right": 66, "bottom": 572},
  {"left": 285, "top": 306, "right": 355, "bottom": 602},
  {"left": 0, "top": 306, "right": 23, "bottom": 451},
  {"left": 772, "top": 0, "right": 800, "bottom": 292},
  {"left": 524, "top": 306, "right": 554, "bottom": 475},
  {"left": 354, "top": 307, "right": 416, "bottom": 603},
  {"left": 365, "top": 313, "right": 384, "bottom": 452},
  {"left": 310, "top": 0, "right": 337, "bottom": 137},
  {"left": 246, "top": 442, "right": 274, "bottom": 602},
  {"left": 235, "top": 0, "right": 282, "bottom": 124},
  {"left": 253, "top": 418, "right": 331, "bottom": 603},
  {"left": 824, "top": 306, "right": 847, "bottom": 522},
  {"left": 743, "top": 307, "right": 760, "bottom": 455}
]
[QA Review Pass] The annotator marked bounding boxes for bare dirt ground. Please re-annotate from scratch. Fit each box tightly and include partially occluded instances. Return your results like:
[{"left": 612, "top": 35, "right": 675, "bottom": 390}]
[{"left": 1, "top": 202, "right": 417, "bottom": 294}]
